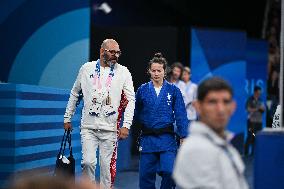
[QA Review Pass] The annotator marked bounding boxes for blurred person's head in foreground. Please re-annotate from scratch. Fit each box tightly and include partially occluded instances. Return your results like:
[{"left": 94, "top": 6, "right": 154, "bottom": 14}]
[
  {"left": 8, "top": 175, "right": 99, "bottom": 189},
  {"left": 194, "top": 77, "right": 236, "bottom": 138}
]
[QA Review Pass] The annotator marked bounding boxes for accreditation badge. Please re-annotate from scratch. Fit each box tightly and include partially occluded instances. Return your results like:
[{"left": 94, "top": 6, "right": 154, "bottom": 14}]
[
  {"left": 89, "top": 89, "right": 105, "bottom": 116},
  {"left": 102, "top": 92, "right": 116, "bottom": 117}
]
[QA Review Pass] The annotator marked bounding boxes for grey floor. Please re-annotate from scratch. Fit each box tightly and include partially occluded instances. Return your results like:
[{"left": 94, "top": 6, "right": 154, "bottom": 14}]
[
  {"left": 114, "top": 156, "right": 254, "bottom": 189},
  {"left": 115, "top": 171, "right": 162, "bottom": 189}
]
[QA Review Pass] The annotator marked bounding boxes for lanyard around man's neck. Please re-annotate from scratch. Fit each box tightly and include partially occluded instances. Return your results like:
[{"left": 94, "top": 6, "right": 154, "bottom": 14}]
[{"left": 93, "top": 60, "right": 115, "bottom": 90}]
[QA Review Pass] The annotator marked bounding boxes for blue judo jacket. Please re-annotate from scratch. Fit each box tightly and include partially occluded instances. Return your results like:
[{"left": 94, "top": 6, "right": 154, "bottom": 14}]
[{"left": 135, "top": 81, "right": 189, "bottom": 152}]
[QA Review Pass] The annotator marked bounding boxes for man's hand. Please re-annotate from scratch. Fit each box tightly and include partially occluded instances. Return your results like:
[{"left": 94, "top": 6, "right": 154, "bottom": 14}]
[
  {"left": 248, "top": 107, "right": 257, "bottom": 113},
  {"left": 259, "top": 105, "right": 265, "bottom": 112},
  {"left": 118, "top": 127, "right": 129, "bottom": 139},
  {"left": 64, "top": 122, "right": 72, "bottom": 131}
]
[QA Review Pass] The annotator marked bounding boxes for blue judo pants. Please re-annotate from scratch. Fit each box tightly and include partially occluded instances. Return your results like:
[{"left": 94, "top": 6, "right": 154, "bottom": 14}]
[{"left": 139, "top": 150, "right": 176, "bottom": 189}]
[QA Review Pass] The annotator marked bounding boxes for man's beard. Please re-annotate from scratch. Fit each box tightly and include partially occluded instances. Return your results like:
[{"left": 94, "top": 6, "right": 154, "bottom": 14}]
[
  {"left": 105, "top": 60, "right": 114, "bottom": 66},
  {"left": 104, "top": 55, "right": 118, "bottom": 67}
]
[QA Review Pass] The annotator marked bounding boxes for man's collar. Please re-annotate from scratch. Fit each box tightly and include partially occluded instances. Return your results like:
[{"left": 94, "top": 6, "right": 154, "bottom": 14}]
[{"left": 189, "top": 121, "right": 233, "bottom": 146}]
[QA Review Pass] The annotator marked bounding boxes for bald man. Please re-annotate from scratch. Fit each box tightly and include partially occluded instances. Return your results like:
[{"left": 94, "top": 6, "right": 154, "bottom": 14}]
[{"left": 64, "top": 39, "right": 135, "bottom": 188}]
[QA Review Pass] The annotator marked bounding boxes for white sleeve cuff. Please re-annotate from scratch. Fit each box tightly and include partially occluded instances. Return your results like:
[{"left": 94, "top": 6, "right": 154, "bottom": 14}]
[
  {"left": 64, "top": 117, "right": 71, "bottom": 123},
  {"left": 122, "top": 122, "right": 131, "bottom": 129}
]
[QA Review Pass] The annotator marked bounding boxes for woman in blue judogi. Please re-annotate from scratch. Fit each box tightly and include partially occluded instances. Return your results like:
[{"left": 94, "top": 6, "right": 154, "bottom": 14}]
[{"left": 135, "top": 53, "right": 189, "bottom": 189}]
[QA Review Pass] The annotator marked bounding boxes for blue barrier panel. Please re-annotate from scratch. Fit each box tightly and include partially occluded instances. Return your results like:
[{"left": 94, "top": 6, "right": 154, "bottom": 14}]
[
  {"left": 0, "top": 83, "right": 82, "bottom": 187},
  {"left": 0, "top": 83, "right": 132, "bottom": 187},
  {"left": 255, "top": 130, "right": 284, "bottom": 189},
  {"left": 190, "top": 28, "right": 247, "bottom": 153}
]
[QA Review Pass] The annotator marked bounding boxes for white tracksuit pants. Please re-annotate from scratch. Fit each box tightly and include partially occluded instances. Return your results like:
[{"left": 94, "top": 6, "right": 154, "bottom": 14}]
[{"left": 81, "top": 128, "right": 117, "bottom": 188}]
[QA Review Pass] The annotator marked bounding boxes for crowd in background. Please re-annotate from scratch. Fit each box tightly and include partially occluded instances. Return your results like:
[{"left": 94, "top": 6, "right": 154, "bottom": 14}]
[{"left": 265, "top": 0, "right": 281, "bottom": 127}]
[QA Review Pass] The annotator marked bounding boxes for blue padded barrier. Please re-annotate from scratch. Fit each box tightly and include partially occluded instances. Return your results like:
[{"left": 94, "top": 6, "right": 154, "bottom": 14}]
[{"left": 254, "top": 130, "right": 284, "bottom": 189}]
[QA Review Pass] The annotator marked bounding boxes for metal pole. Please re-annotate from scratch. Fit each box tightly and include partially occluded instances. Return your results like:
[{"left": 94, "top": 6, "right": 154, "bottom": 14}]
[{"left": 262, "top": 0, "right": 271, "bottom": 39}]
